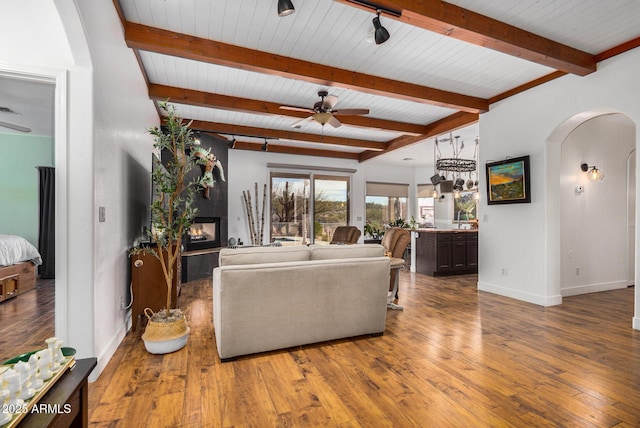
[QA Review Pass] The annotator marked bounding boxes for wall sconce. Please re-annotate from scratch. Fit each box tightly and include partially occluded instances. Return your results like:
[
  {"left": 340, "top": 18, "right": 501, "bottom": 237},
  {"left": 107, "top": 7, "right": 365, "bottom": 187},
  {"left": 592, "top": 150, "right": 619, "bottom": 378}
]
[{"left": 581, "top": 163, "right": 605, "bottom": 181}]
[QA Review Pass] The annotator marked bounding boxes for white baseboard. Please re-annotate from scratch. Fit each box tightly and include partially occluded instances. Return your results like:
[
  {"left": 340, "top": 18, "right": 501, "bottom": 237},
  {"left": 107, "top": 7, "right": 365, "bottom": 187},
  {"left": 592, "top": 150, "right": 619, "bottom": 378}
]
[
  {"left": 561, "top": 280, "right": 628, "bottom": 297},
  {"left": 477, "top": 281, "right": 562, "bottom": 307},
  {"left": 88, "top": 310, "right": 131, "bottom": 382}
]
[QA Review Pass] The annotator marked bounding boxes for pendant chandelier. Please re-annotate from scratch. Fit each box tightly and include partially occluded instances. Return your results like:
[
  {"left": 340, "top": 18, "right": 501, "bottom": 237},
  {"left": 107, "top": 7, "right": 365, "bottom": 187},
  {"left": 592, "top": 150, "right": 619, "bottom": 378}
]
[
  {"left": 435, "top": 133, "right": 478, "bottom": 175},
  {"left": 432, "top": 133, "right": 479, "bottom": 198}
]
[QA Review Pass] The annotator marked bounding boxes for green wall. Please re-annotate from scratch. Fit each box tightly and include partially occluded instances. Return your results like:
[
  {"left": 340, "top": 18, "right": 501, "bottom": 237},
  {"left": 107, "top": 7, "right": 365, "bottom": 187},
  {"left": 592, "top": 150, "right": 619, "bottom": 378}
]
[{"left": 0, "top": 133, "right": 54, "bottom": 246}]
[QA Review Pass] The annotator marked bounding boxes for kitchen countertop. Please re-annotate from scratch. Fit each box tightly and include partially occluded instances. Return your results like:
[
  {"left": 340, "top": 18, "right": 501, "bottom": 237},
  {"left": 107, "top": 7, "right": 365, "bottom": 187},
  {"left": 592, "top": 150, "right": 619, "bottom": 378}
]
[{"left": 412, "top": 228, "right": 478, "bottom": 233}]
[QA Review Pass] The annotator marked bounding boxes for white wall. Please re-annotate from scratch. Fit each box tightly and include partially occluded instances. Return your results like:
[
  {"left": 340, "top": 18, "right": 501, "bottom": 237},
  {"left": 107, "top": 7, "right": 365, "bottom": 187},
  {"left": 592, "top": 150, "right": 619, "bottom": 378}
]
[
  {"left": 478, "top": 47, "right": 640, "bottom": 329},
  {"left": 560, "top": 114, "right": 635, "bottom": 296},
  {"left": 227, "top": 150, "right": 415, "bottom": 244},
  {"left": 75, "top": 0, "right": 159, "bottom": 378}
]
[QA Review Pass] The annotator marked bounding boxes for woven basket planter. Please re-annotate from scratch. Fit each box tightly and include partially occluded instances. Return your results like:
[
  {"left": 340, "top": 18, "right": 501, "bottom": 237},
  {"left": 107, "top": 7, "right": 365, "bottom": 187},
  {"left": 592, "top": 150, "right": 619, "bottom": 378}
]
[{"left": 141, "top": 308, "right": 190, "bottom": 354}]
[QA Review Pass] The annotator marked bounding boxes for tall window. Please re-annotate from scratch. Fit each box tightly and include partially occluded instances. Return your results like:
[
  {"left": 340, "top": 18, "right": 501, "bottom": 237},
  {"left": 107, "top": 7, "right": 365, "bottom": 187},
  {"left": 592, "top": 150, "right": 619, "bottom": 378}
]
[
  {"left": 365, "top": 182, "right": 408, "bottom": 232},
  {"left": 271, "top": 173, "right": 349, "bottom": 245}
]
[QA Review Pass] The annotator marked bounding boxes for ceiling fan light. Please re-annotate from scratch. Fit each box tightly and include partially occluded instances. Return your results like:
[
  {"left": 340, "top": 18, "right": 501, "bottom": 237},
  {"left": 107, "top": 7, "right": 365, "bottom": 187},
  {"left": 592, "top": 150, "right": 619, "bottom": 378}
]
[
  {"left": 277, "top": 0, "right": 295, "bottom": 17},
  {"left": 313, "top": 112, "right": 333, "bottom": 126},
  {"left": 372, "top": 14, "right": 390, "bottom": 44}
]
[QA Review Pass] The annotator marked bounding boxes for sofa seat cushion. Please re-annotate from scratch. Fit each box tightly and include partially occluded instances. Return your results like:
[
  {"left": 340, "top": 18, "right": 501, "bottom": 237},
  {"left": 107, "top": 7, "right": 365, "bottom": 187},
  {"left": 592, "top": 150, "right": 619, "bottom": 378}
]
[
  {"left": 219, "top": 245, "right": 311, "bottom": 266},
  {"left": 309, "top": 243, "right": 384, "bottom": 260}
]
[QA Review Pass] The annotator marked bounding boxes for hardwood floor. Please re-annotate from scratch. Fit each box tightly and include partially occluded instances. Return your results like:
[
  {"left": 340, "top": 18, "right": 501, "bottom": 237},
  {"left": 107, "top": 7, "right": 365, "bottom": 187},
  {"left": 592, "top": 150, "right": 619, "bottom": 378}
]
[
  {"left": 2, "top": 274, "right": 639, "bottom": 426},
  {"left": 85, "top": 272, "right": 640, "bottom": 427},
  {"left": 0, "top": 278, "right": 54, "bottom": 363}
]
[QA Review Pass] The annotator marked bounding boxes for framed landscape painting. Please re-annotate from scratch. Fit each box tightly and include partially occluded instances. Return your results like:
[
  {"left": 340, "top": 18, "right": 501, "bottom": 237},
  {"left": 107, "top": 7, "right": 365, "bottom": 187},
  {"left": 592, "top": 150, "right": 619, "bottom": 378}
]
[{"left": 485, "top": 155, "right": 531, "bottom": 205}]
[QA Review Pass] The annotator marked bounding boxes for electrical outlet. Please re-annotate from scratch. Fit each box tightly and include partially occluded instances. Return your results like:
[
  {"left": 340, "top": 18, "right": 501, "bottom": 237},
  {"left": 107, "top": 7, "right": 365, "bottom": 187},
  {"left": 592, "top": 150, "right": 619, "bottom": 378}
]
[
  {"left": 501, "top": 268, "right": 508, "bottom": 276},
  {"left": 576, "top": 267, "right": 580, "bottom": 275}
]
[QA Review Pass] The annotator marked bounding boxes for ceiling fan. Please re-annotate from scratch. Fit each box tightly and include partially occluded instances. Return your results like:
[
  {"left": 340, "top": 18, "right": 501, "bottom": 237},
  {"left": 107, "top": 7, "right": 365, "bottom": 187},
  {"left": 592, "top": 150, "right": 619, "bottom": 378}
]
[
  {"left": 280, "top": 90, "right": 369, "bottom": 128},
  {"left": 0, "top": 106, "right": 31, "bottom": 133}
]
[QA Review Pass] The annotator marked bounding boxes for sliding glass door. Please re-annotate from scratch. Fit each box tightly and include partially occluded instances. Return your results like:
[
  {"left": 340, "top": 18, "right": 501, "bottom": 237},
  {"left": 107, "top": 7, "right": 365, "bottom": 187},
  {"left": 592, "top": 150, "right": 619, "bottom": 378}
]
[{"left": 270, "top": 173, "right": 349, "bottom": 245}]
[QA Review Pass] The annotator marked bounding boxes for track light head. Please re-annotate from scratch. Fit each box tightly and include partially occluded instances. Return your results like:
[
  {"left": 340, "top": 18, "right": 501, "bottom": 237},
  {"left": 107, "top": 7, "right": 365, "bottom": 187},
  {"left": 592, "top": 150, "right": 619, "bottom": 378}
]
[
  {"left": 261, "top": 140, "right": 268, "bottom": 152},
  {"left": 277, "top": 0, "right": 295, "bottom": 17},
  {"left": 372, "top": 12, "right": 390, "bottom": 45},
  {"left": 228, "top": 137, "right": 236, "bottom": 149}
]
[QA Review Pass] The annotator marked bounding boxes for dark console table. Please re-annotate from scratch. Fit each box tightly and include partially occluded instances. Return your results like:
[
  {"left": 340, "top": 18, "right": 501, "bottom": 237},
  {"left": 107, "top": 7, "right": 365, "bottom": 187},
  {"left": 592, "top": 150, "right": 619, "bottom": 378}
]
[{"left": 18, "top": 357, "right": 97, "bottom": 428}]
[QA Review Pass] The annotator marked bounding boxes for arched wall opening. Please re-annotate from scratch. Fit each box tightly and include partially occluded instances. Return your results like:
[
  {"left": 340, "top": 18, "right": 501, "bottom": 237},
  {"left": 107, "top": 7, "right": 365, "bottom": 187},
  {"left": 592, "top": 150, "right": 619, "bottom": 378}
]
[{"left": 546, "top": 111, "right": 637, "bottom": 318}]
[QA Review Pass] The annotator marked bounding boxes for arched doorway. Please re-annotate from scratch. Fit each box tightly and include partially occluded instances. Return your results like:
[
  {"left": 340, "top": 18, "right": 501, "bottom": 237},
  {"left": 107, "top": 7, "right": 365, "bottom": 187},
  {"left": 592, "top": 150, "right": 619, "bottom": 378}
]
[
  {"left": 559, "top": 113, "right": 635, "bottom": 296},
  {"left": 545, "top": 111, "right": 637, "bottom": 321}
]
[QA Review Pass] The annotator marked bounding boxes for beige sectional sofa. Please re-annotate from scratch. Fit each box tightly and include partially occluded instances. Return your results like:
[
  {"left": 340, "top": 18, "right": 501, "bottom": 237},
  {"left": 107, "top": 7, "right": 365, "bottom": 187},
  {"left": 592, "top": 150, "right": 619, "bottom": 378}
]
[{"left": 213, "top": 244, "right": 390, "bottom": 360}]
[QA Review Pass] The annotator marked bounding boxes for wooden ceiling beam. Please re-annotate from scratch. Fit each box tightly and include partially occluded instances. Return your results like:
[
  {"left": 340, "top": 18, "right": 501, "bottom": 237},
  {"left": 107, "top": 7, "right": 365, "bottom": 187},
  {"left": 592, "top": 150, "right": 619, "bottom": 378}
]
[
  {"left": 125, "top": 21, "right": 488, "bottom": 113},
  {"left": 149, "top": 84, "right": 426, "bottom": 136},
  {"left": 186, "top": 119, "right": 387, "bottom": 151},
  {"left": 359, "top": 111, "right": 478, "bottom": 162},
  {"left": 336, "top": 0, "right": 596, "bottom": 76},
  {"left": 229, "top": 140, "right": 361, "bottom": 160}
]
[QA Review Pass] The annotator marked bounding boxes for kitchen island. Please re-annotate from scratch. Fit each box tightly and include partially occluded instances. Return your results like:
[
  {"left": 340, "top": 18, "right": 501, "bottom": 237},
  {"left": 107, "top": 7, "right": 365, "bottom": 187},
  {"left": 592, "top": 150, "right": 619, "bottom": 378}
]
[{"left": 410, "top": 229, "right": 478, "bottom": 276}]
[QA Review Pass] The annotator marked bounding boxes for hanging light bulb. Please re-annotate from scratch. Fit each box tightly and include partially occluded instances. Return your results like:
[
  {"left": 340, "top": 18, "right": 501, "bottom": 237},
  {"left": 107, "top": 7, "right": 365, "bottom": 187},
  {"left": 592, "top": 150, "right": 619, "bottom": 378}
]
[
  {"left": 432, "top": 189, "right": 438, "bottom": 199},
  {"left": 454, "top": 189, "right": 461, "bottom": 199}
]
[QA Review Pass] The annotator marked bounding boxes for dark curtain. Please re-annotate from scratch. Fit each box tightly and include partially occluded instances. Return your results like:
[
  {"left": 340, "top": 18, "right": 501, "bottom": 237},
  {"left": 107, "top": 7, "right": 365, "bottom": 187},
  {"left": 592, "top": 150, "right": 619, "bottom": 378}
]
[{"left": 37, "top": 167, "right": 55, "bottom": 279}]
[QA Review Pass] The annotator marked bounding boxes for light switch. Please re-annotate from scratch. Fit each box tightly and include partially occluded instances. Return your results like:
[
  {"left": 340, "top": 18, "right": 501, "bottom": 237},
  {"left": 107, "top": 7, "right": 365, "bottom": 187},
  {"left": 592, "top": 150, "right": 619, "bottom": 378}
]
[{"left": 99, "top": 206, "right": 106, "bottom": 222}]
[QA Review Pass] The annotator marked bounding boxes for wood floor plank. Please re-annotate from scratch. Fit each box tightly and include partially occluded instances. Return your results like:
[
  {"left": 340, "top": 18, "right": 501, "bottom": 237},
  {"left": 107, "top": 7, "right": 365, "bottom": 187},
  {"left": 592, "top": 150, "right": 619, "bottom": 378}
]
[{"left": 4, "top": 270, "right": 640, "bottom": 427}]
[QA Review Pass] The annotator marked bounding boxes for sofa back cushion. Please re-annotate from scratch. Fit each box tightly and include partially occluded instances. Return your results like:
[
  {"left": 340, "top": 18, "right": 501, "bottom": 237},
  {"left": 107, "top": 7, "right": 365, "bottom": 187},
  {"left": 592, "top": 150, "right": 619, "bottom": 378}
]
[
  {"left": 219, "top": 245, "right": 311, "bottom": 266},
  {"left": 309, "top": 243, "right": 384, "bottom": 260}
]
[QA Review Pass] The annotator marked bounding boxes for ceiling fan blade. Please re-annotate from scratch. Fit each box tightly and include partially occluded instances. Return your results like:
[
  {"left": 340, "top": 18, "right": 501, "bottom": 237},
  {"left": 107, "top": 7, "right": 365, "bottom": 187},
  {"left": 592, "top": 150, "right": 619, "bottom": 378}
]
[
  {"left": 280, "top": 105, "right": 315, "bottom": 113},
  {"left": 0, "top": 120, "right": 31, "bottom": 133},
  {"left": 332, "top": 108, "right": 370, "bottom": 116},
  {"left": 327, "top": 115, "right": 342, "bottom": 128},
  {"left": 290, "top": 116, "right": 314, "bottom": 129},
  {"left": 321, "top": 95, "right": 339, "bottom": 110}
]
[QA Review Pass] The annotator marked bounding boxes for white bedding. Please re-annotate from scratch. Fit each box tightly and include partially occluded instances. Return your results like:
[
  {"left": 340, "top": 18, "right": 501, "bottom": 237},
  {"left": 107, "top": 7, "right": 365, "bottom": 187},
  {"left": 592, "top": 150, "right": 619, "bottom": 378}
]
[{"left": 0, "top": 234, "right": 43, "bottom": 267}]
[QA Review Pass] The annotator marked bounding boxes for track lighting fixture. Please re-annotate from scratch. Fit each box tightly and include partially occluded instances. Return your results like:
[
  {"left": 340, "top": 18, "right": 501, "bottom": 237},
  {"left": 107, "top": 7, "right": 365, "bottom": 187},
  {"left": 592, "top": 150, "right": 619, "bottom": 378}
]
[
  {"left": 372, "top": 11, "right": 390, "bottom": 45},
  {"left": 228, "top": 137, "right": 236, "bottom": 149},
  {"left": 277, "top": 0, "right": 295, "bottom": 17},
  {"left": 261, "top": 139, "right": 268, "bottom": 152}
]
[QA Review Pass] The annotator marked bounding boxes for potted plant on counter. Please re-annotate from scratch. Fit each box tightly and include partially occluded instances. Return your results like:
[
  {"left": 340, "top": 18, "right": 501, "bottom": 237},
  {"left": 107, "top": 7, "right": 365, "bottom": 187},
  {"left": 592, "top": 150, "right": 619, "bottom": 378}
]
[{"left": 134, "top": 101, "right": 221, "bottom": 354}]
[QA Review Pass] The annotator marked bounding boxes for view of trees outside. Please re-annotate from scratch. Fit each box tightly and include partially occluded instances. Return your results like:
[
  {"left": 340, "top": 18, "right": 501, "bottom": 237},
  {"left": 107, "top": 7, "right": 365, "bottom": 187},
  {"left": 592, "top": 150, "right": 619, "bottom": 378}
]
[
  {"left": 365, "top": 196, "right": 407, "bottom": 233},
  {"left": 270, "top": 174, "right": 348, "bottom": 245},
  {"left": 314, "top": 177, "right": 348, "bottom": 243}
]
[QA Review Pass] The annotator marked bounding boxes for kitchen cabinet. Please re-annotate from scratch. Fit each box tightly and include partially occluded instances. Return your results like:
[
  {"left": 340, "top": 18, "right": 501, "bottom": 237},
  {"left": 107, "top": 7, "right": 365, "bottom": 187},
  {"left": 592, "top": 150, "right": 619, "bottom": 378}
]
[{"left": 414, "top": 230, "right": 478, "bottom": 276}]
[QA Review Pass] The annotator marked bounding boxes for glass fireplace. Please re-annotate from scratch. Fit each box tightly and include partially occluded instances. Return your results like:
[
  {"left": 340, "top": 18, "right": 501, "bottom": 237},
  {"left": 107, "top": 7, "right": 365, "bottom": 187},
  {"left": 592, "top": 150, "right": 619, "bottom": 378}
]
[{"left": 186, "top": 217, "right": 221, "bottom": 251}]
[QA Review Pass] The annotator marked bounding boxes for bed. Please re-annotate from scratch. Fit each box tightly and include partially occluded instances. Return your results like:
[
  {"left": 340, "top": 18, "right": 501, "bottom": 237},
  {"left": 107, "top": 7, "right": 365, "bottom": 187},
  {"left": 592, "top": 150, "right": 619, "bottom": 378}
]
[{"left": 0, "top": 234, "right": 42, "bottom": 302}]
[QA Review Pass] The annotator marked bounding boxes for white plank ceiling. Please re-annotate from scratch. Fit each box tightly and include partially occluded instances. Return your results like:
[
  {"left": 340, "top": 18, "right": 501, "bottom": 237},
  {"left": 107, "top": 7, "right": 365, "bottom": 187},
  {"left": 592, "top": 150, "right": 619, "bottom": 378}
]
[{"left": 114, "top": 0, "right": 640, "bottom": 166}]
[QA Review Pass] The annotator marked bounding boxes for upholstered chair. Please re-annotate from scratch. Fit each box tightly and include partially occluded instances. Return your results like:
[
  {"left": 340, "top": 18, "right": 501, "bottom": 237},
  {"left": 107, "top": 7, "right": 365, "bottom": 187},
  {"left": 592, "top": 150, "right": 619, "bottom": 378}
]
[
  {"left": 381, "top": 227, "right": 410, "bottom": 305},
  {"left": 330, "top": 226, "right": 361, "bottom": 245}
]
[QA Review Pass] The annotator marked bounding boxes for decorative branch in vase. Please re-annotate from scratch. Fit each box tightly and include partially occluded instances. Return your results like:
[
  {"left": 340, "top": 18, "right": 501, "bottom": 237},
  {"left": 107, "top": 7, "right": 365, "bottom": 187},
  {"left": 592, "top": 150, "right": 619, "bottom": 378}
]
[{"left": 131, "top": 101, "right": 225, "bottom": 354}]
